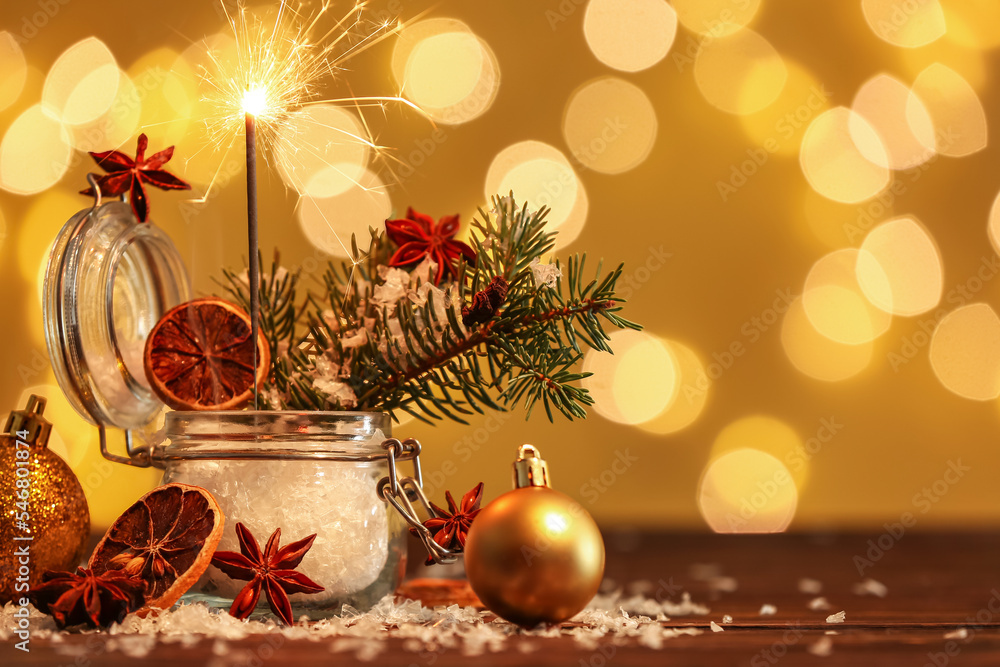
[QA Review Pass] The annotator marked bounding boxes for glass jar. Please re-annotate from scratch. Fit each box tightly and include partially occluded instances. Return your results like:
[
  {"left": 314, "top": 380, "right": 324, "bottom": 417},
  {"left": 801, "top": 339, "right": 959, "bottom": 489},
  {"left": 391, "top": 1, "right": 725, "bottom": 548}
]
[
  {"left": 154, "top": 411, "right": 408, "bottom": 614},
  {"left": 40, "top": 193, "right": 453, "bottom": 618}
]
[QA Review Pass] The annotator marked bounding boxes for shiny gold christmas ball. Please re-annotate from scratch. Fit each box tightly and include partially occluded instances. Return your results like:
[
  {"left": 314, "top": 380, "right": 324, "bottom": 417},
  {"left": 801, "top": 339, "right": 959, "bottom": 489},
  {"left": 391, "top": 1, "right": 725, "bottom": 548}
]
[
  {"left": 464, "top": 486, "right": 605, "bottom": 627},
  {"left": 1, "top": 397, "right": 90, "bottom": 604}
]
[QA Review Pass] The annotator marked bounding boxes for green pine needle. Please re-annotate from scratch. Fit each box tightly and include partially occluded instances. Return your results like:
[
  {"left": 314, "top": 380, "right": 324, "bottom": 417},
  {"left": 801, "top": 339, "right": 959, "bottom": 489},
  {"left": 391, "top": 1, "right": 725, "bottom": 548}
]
[{"left": 220, "top": 194, "right": 641, "bottom": 423}]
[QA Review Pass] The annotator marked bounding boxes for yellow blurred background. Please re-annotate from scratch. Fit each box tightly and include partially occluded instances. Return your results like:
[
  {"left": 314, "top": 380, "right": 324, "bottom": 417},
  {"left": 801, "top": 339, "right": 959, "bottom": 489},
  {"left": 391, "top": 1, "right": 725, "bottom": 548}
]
[{"left": 1, "top": 0, "right": 1000, "bottom": 531}]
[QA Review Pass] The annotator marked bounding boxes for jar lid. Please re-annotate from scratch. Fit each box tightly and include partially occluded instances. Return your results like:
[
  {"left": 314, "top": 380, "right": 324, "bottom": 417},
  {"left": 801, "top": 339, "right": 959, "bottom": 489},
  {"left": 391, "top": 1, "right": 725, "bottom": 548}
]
[{"left": 43, "top": 199, "right": 190, "bottom": 432}]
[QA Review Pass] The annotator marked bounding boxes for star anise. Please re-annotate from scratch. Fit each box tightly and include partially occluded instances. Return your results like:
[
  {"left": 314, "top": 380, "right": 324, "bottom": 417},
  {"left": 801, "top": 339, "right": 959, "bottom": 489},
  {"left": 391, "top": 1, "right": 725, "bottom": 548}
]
[
  {"left": 411, "top": 482, "right": 485, "bottom": 565},
  {"left": 80, "top": 133, "right": 191, "bottom": 222},
  {"left": 29, "top": 567, "right": 145, "bottom": 629},
  {"left": 386, "top": 208, "right": 476, "bottom": 283},
  {"left": 462, "top": 276, "right": 509, "bottom": 327},
  {"left": 210, "top": 523, "right": 325, "bottom": 625}
]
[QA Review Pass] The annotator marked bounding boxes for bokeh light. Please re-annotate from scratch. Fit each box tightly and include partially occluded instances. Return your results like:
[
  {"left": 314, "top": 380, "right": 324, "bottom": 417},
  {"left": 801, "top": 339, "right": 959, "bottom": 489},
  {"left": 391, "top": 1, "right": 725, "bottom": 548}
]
[
  {"left": 42, "top": 37, "right": 119, "bottom": 126},
  {"left": 0, "top": 31, "right": 27, "bottom": 113},
  {"left": 484, "top": 141, "right": 588, "bottom": 248},
  {"left": 738, "top": 60, "right": 829, "bottom": 157},
  {"left": 297, "top": 169, "right": 392, "bottom": 258},
  {"left": 694, "top": 27, "right": 787, "bottom": 115},
  {"left": 929, "top": 303, "right": 1000, "bottom": 401},
  {"left": 274, "top": 104, "right": 371, "bottom": 198},
  {"left": 782, "top": 296, "right": 874, "bottom": 382},
  {"left": 698, "top": 448, "right": 798, "bottom": 533},
  {"left": 911, "top": 63, "right": 987, "bottom": 158},
  {"left": 65, "top": 70, "right": 142, "bottom": 153},
  {"left": 671, "top": 0, "right": 762, "bottom": 37},
  {"left": 638, "top": 340, "right": 710, "bottom": 435},
  {"left": 940, "top": 0, "right": 1000, "bottom": 49},
  {"left": 856, "top": 216, "right": 942, "bottom": 316},
  {"left": 393, "top": 19, "right": 500, "bottom": 125},
  {"left": 17, "top": 190, "right": 81, "bottom": 285},
  {"left": 562, "top": 77, "right": 658, "bottom": 174},
  {"left": 802, "top": 248, "right": 892, "bottom": 345},
  {"left": 0, "top": 105, "right": 73, "bottom": 195},
  {"left": 989, "top": 189, "right": 1000, "bottom": 257},
  {"left": 171, "top": 33, "right": 238, "bottom": 187},
  {"left": 128, "top": 48, "right": 194, "bottom": 149},
  {"left": 862, "top": 0, "right": 946, "bottom": 48},
  {"left": 582, "top": 0, "right": 677, "bottom": 72},
  {"left": 710, "top": 415, "right": 809, "bottom": 489},
  {"left": 800, "top": 107, "right": 891, "bottom": 204},
  {"left": 898, "top": 39, "right": 987, "bottom": 95},
  {"left": 851, "top": 74, "right": 936, "bottom": 170},
  {"left": 582, "top": 330, "right": 678, "bottom": 425}
]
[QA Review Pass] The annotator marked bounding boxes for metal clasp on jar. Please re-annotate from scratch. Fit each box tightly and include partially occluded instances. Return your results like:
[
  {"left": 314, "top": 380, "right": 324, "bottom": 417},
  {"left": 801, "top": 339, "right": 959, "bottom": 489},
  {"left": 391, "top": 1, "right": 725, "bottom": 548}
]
[{"left": 377, "top": 437, "right": 463, "bottom": 565}]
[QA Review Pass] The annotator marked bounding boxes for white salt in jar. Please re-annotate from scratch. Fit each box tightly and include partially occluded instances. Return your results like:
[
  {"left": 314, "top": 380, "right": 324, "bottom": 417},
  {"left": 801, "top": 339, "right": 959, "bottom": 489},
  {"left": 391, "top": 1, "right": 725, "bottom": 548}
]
[{"left": 155, "top": 411, "right": 410, "bottom": 614}]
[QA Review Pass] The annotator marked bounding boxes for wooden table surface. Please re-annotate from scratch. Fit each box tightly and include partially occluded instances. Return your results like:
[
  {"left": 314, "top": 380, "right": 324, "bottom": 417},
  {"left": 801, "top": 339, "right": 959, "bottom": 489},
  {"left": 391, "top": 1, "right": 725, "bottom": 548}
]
[{"left": 6, "top": 531, "right": 1000, "bottom": 666}]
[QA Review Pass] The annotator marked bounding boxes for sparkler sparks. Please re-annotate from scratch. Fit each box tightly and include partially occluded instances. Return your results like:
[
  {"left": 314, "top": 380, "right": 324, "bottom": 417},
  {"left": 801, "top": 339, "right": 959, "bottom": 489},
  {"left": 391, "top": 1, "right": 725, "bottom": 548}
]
[
  {"left": 199, "top": 0, "right": 419, "bottom": 199},
  {"left": 194, "top": 0, "right": 422, "bottom": 405}
]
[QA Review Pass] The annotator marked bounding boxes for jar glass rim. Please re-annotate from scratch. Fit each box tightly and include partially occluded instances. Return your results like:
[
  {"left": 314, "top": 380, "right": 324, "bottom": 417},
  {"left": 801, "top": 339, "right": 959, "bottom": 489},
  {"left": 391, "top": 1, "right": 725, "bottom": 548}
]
[{"left": 154, "top": 410, "right": 396, "bottom": 463}]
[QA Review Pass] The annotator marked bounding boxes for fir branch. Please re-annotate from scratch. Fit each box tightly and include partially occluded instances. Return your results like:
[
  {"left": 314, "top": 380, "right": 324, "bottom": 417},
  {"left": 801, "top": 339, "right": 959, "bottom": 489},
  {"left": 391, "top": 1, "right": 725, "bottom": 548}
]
[{"left": 221, "top": 194, "right": 641, "bottom": 422}]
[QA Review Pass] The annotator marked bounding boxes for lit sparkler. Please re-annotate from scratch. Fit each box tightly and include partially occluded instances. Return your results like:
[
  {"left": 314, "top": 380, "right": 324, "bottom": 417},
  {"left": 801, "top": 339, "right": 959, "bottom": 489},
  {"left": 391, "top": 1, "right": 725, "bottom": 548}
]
[{"left": 197, "top": 0, "right": 422, "bottom": 406}]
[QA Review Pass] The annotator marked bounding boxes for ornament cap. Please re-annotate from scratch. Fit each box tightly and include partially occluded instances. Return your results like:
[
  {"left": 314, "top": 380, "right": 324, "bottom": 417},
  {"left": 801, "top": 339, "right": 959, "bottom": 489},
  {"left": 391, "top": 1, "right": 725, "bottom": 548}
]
[
  {"left": 513, "top": 444, "right": 550, "bottom": 488},
  {"left": 4, "top": 395, "right": 52, "bottom": 447}
]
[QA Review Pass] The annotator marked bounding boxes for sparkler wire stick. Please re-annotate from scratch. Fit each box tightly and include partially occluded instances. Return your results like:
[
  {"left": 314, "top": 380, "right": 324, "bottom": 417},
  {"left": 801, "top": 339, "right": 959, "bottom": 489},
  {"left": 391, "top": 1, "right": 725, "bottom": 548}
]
[
  {"left": 198, "top": 1, "right": 428, "bottom": 406},
  {"left": 246, "top": 111, "right": 260, "bottom": 409}
]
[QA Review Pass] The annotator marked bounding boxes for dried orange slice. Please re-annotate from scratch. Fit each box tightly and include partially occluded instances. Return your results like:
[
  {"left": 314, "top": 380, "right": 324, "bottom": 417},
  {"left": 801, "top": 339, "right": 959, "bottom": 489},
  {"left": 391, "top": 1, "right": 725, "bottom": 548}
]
[
  {"left": 89, "top": 483, "right": 224, "bottom": 610},
  {"left": 143, "top": 297, "right": 270, "bottom": 410}
]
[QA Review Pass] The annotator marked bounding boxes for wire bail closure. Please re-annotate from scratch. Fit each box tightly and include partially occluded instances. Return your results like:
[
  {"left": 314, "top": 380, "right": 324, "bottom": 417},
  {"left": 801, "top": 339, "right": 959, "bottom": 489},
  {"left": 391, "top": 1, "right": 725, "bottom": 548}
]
[{"left": 377, "top": 437, "right": 462, "bottom": 564}]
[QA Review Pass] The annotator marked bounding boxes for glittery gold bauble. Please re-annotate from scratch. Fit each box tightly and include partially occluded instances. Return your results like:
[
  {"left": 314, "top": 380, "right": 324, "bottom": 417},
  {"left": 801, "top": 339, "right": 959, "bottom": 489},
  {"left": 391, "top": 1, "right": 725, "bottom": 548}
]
[
  {"left": 0, "top": 396, "right": 90, "bottom": 604},
  {"left": 464, "top": 445, "right": 605, "bottom": 627}
]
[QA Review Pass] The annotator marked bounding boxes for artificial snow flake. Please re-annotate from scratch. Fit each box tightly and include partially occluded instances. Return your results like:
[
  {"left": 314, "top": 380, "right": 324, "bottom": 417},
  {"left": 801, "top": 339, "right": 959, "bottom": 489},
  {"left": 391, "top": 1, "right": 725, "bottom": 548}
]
[
  {"left": 530, "top": 257, "right": 562, "bottom": 289},
  {"left": 410, "top": 256, "right": 439, "bottom": 284},
  {"left": 708, "top": 576, "right": 738, "bottom": 593},
  {"left": 3, "top": 586, "right": 715, "bottom": 660},
  {"left": 710, "top": 621, "right": 724, "bottom": 632},
  {"left": 808, "top": 596, "right": 831, "bottom": 610},
  {"left": 825, "top": 611, "right": 846, "bottom": 624},
  {"left": 759, "top": 604, "right": 777, "bottom": 616},
  {"left": 944, "top": 628, "right": 969, "bottom": 640},
  {"left": 340, "top": 328, "right": 368, "bottom": 349},
  {"left": 410, "top": 281, "right": 446, "bottom": 310},
  {"left": 798, "top": 578, "right": 823, "bottom": 594},
  {"left": 851, "top": 578, "right": 888, "bottom": 598},
  {"left": 372, "top": 267, "right": 411, "bottom": 306},
  {"left": 689, "top": 563, "right": 723, "bottom": 580},
  {"left": 722, "top": 615, "right": 733, "bottom": 624},
  {"left": 321, "top": 309, "right": 341, "bottom": 333},
  {"left": 808, "top": 636, "right": 834, "bottom": 656},
  {"left": 314, "top": 356, "right": 338, "bottom": 378},
  {"left": 264, "top": 386, "right": 283, "bottom": 410},
  {"left": 313, "top": 378, "right": 357, "bottom": 408}
]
